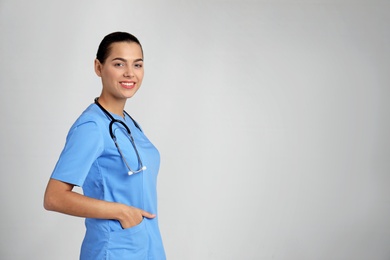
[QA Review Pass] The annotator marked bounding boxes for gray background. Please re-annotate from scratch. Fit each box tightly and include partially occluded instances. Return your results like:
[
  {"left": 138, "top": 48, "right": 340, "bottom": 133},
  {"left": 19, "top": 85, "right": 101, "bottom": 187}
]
[{"left": 1, "top": 0, "right": 389, "bottom": 259}]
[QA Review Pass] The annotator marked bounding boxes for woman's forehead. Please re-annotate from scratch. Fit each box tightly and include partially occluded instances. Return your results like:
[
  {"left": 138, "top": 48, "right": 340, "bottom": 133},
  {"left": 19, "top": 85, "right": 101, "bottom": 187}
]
[{"left": 107, "top": 42, "right": 143, "bottom": 58}]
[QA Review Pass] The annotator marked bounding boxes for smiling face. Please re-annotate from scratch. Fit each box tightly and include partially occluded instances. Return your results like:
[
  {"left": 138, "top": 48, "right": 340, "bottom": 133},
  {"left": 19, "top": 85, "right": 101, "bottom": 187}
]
[{"left": 95, "top": 41, "right": 144, "bottom": 103}]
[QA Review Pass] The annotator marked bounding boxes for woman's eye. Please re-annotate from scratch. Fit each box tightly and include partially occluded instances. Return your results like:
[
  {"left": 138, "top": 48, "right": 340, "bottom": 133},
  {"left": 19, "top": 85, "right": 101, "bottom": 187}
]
[
  {"left": 134, "top": 63, "right": 143, "bottom": 68},
  {"left": 114, "top": 63, "right": 124, "bottom": 67}
]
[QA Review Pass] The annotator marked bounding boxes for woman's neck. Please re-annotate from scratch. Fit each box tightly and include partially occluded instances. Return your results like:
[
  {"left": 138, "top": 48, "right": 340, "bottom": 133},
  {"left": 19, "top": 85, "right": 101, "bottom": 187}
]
[{"left": 96, "top": 95, "right": 126, "bottom": 118}]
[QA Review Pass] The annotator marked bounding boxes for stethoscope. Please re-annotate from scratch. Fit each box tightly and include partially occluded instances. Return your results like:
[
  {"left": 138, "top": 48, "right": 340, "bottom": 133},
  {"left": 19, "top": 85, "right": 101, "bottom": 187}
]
[{"left": 94, "top": 98, "right": 146, "bottom": 175}]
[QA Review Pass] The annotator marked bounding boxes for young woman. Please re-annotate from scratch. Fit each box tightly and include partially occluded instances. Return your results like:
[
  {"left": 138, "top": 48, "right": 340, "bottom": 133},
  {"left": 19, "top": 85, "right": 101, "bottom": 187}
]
[{"left": 44, "top": 32, "right": 166, "bottom": 259}]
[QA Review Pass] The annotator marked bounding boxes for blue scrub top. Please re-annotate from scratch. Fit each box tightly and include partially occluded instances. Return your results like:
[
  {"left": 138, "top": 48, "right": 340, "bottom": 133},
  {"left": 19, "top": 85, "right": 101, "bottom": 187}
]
[{"left": 51, "top": 103, "right": 166, "bottom": 260}]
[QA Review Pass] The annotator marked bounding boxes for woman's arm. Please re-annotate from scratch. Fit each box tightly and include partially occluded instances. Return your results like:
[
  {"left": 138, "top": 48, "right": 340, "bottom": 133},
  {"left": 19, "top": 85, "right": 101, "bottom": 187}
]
[{"left": 43, "top": 178, "right": 155, "bottom": 229}]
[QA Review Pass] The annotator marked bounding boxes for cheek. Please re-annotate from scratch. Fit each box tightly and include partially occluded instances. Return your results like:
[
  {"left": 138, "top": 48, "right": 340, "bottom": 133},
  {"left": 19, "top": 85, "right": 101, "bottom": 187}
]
[
  {"left": 136, "top": 72, "right": 144, "bottom": 82},
  {"left": 103, "top": 69, "right": 120, "bottom": 80}
]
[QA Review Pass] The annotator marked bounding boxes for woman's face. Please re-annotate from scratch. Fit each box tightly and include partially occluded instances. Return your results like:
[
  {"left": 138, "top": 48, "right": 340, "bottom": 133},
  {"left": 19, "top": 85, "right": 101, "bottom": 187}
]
[{"left": 95, "top": 41, "right": 144, "bottom": 101}]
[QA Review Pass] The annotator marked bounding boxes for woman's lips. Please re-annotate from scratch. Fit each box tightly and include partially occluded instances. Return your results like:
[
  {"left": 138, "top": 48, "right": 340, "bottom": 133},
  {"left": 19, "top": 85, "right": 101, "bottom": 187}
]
[{"left": 120, "top": 81, "right": 135, "bottom": 89}]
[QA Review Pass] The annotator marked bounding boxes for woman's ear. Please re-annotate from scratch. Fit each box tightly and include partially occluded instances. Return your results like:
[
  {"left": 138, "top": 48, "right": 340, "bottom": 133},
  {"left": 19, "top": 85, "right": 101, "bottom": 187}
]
[{"left": 94, "top": 59, "right": 102, "bottom": 77}]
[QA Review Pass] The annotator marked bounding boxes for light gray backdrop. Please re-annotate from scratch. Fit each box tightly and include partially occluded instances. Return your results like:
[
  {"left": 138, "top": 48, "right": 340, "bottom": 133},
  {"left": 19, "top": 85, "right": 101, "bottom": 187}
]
[{"left": 1, "top": 0, "right": 389, "bottom": 259}]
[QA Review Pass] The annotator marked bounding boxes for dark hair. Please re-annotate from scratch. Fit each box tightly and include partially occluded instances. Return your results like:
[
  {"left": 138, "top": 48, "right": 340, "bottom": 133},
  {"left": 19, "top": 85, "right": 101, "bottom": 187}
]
[{"left": 96, "top": 32, "right": 143, "bottom": 63}]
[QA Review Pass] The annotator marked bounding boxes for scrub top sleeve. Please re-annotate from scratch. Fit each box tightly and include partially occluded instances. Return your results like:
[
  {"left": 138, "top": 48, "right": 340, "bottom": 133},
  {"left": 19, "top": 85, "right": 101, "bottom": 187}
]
[{"left": 51, "top": 120, "right": 103, "bottom": 187}]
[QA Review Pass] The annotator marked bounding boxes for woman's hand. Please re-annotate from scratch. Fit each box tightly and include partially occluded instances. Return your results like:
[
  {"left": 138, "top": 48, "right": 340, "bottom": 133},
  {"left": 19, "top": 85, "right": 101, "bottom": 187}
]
[
  {"left": 44, "top": 179, "right": 156, "bottom": 228},
  {"left": 117, "top": 205, "right": 156, "bottom": 229}
]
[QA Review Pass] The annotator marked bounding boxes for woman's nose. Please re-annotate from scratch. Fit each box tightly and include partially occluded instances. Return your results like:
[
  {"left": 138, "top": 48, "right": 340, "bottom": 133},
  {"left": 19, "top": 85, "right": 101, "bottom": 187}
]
[{"left": 124, "top": 66, "right": 134, "bottom": 77}]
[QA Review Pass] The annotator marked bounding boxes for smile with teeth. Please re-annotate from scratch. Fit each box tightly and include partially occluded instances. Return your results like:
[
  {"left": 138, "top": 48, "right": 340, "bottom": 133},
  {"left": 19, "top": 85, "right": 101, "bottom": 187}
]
[{"left": 120, "top": 82, "right": 135, "bottom": 88}]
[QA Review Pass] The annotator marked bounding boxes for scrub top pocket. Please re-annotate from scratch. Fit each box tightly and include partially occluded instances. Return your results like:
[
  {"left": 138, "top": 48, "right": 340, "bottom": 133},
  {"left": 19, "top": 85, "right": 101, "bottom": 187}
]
[{"left": 107, "top": 218, "right": 150, "bottom": 259}]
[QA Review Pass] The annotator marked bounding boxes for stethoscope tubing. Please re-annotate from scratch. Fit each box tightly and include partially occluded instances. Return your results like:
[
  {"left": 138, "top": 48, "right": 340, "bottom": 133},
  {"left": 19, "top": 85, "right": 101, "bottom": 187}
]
[{"left": 94, "top": 98, "right": 146, "bottom": 175}]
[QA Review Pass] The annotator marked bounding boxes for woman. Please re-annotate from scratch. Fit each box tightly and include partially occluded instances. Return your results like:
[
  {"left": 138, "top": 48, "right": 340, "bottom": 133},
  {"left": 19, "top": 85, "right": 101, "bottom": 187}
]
[{"left": 44, "top": 32, "right": 166, "bottom": 259}]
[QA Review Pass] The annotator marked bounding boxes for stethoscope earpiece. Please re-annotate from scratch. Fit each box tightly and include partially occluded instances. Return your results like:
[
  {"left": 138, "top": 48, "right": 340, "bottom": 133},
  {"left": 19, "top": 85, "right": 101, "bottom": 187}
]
[
  {"left": 127, "top": 166, "right": 146, "bottom": 176},
  {"left": 128, "top": 166, "right": 146, "bottom": 176}
]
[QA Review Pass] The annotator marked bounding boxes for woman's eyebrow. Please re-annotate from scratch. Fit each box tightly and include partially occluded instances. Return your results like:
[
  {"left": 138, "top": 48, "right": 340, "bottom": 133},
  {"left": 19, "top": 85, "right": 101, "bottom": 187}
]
[
  {"left": 111, "top": 57, "right": 127, "bottom": 62},
  {"left": 111, "top": 57, "right": 143, "bottom": 62}
]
